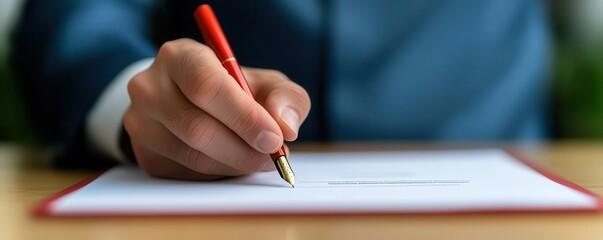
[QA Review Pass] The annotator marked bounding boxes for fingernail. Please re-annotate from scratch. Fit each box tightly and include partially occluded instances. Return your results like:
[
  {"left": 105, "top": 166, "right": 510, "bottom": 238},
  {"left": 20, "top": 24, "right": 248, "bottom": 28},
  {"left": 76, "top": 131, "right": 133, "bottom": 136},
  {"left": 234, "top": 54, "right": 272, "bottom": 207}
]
[
  {"left": 280, "top": 107, "right": 300, "bottom": 135},
  {"left": 255, "top": 130, "right": 281, "bottom": 153}
]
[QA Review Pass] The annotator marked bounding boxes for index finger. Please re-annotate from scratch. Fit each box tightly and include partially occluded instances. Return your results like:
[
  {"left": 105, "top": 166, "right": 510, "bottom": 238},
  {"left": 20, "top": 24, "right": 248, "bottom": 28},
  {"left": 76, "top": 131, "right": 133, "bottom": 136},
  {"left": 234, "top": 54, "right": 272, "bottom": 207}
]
[{"left": 156, "top": 39, "right": 284, "bottom": 154}]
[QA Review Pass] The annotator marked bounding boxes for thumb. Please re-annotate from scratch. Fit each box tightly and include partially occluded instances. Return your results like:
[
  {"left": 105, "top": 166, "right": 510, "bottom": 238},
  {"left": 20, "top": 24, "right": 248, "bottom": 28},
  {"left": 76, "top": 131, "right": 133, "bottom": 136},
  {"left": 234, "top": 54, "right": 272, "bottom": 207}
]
[{"left": 244, "top": 68, "right": 311, "bottom": 141}]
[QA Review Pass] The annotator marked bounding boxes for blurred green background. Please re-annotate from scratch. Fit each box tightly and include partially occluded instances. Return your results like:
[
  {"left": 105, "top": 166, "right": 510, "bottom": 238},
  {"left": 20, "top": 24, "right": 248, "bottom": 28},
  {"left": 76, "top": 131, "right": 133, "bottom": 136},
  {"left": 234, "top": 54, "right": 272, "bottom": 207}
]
[
  {"left": 0, "top": 1, "right": 602, "bottom": 143},
  {"left": 551, "top": 0, "right": 603, "bottom": 138},
  {"left": 0, "top": 0, "right": 36, "bottom": 144}
]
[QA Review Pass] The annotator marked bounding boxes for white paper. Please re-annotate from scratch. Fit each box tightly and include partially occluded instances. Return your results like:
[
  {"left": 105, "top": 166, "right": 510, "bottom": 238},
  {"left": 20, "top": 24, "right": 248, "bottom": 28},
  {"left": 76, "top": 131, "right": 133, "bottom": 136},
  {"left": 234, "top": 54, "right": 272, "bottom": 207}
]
[{"left": 49, "top": 149, "right": 600, "bottom": 215}]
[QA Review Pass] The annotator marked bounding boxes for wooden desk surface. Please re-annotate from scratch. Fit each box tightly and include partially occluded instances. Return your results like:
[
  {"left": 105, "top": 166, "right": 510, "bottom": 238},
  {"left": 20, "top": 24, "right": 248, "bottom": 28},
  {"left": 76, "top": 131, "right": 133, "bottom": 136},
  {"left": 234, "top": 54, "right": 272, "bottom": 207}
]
[{"left": 1, "top": 141, "right": 602, "bottom": 240}]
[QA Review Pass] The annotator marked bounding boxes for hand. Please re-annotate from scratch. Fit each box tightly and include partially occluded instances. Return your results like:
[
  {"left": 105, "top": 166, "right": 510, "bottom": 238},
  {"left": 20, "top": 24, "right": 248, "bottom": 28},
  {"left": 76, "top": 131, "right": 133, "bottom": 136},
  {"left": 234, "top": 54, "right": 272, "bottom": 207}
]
[{"left": 124, "top": 38, "right": 311, "bottom": 180}]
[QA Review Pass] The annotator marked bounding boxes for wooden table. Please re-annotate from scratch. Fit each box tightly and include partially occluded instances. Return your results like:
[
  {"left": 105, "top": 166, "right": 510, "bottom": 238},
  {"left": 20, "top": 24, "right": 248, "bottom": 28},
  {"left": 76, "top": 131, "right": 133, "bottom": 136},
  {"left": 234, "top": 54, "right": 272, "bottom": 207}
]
[{"left": 1, "top": 141, "right": 602, "bottom": 240}]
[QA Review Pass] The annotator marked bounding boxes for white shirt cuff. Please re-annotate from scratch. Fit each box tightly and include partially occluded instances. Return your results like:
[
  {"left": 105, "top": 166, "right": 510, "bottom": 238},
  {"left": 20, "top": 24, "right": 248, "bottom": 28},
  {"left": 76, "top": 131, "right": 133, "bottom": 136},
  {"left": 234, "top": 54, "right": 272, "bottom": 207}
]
[{"left": 86, "top": 58, "right": 155, "bottom": 163}]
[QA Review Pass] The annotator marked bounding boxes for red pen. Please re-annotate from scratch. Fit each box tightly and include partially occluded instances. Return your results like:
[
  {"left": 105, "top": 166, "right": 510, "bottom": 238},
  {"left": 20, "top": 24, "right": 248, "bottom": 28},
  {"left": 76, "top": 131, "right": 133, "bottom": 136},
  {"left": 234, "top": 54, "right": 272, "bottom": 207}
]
[{"left": 194, "top": 4, "right": 295, "bottom": 187}]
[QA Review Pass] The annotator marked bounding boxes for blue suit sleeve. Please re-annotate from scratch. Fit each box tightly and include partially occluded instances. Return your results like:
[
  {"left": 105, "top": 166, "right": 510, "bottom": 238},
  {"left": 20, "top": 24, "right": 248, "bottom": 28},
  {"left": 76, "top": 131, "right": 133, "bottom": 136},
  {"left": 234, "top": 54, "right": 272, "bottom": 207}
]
[{"left": 12, "top": 0, "right": 157, "bottom": 167}]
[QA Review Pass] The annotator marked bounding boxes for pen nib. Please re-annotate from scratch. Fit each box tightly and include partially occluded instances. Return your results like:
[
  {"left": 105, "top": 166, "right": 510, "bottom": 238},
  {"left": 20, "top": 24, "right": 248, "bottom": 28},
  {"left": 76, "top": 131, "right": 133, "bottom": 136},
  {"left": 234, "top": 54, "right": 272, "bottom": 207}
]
[{"left": 274, "top": 156, "right": 295, "bottom": 188}]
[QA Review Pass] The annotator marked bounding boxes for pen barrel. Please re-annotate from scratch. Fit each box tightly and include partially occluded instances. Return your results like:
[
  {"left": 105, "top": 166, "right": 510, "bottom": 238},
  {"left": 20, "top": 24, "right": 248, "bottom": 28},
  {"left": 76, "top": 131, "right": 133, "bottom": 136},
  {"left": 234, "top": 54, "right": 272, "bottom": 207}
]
[
  {"left": 194, "top": 4, "right": 290, "bottom": 172},
  {"left": 194, "top": 5, "right": 235, "bottom": 61},
  {"left": 270, "top": 147, "right": 287, "bottom": 160},
  {"left": 222, "top": 60, "right": 254, "bottom": 97}
]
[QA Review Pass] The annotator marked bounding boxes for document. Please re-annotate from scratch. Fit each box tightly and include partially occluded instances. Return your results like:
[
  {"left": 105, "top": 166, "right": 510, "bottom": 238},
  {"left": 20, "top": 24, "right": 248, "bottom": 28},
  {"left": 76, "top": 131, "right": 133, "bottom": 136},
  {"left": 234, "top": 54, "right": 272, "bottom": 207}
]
[{"left": 35, "top": 149, "right": 602, "bottom": 216}]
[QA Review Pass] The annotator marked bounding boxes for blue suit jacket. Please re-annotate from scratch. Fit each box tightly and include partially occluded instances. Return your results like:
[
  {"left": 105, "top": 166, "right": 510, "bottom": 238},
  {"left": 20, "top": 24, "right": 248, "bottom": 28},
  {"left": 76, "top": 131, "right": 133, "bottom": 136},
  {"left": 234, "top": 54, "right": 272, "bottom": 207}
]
[{"left": 13, "top": 0, "right": 550, "bottom": 167}]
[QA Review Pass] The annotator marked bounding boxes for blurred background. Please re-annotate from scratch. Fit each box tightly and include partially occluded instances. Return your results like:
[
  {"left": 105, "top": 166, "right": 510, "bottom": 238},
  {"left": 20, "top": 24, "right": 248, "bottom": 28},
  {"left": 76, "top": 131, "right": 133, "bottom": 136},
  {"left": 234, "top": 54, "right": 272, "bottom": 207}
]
[
  {"left": 550, "top": 0, "right": 603, "bottom": 138},
  {"left": 0, "top": 0, "right": 35, "bottom": 143},
  {"left": 0, "top": 0, "right": 602, "bottom": 144}
]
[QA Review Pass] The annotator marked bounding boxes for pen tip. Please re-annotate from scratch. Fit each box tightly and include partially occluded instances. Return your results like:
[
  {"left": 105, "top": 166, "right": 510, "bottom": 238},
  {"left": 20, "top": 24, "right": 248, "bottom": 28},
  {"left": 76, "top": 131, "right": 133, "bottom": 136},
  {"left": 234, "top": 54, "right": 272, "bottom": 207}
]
[
  {"left": 285, "top": 178, "right": 295, "bottom": 188},
  {"left": 274, "top": 155, "right": 296, "bottom": 188}
]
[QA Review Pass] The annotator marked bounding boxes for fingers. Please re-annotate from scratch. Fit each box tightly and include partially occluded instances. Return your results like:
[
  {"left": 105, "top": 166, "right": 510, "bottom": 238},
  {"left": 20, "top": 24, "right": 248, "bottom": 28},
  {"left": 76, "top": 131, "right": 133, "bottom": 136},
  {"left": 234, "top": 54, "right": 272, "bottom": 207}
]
[
  {"left": 132, "top": 146, "right": 225, "bottom": 181},
  {"left": 156, "top": 39, "right": 283, "bottom": 154},
  {"left": 127, "top": 74, "right": 275, "bottom": 174},
  {"left": 125, "top": 38, "right": 309, "bottom": 180},
  {"left": 244, "top": 68, "right": 311, "bottom": 141},
  {"left": 124, "top": 109, "right": 235, "bottom": 176}
]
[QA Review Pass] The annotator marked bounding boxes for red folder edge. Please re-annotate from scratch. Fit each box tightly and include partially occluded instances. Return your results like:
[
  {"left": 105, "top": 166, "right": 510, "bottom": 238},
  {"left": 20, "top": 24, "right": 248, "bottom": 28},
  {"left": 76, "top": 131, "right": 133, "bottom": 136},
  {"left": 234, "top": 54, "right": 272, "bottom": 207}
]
[
  {"left": 32, "top": 150, "right": 603, "bottom": 217},
  {"left": 32, "top": 172, "right": 105, "bottom": 217},
  {"left": 505, "top": 149, "right": 603, "bottom": 210}
]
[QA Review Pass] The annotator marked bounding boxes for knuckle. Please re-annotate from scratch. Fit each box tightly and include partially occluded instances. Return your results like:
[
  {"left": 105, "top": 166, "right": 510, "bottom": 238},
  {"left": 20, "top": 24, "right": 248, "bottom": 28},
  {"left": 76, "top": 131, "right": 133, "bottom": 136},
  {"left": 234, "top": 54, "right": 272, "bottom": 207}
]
[
  {"left": 127, "top": 73, "right": 151, "bottom": 105},
  {"left": 173, "top": 47, "right": 225, "bottom": 109},
  {"left": 174, "top": 43, "right": 213, "bottom": 76},
  {"left": 231, "top": 106, "right": 261, "bottom": 137},
  {"left": 157, "top": 40, "right": 179, "bottom": 61},
  {"left": 182, "top": 147, "right": 214, "bottom": 173},
  {"left": 178, "top": 111, "right": 215, "bottom": 150},
  {"left": 128, "top": 72, "right": 172, "bottom": 122},
  {"left": 189, "top": 68, "right": 225, "bottom": 109},
  {"left": 158, "top": 38, "right": 205, "bottom": 62},
  {"left": 122, "top": 109, "right": 141, "bottom": 137},
  {"left": 174, "top": 49, "right": 196, "bottom": 75},
  {"left": 157, "top": 38, "right": 195, "bottom": 59},
  {"left": 181, "top": 148, "right": 234, "bottom": 177},
  {"left": 157, "top": 39, "right": 227, "bottom": 112},
  {"left": 157, "top": 96, "right": 182, "bottom": 127},
  {"left": 197, "top": 160, "right": 221, "bottom": 175},
  {"left": 162, "top": 105, "right": 180, "bottom": 126}
]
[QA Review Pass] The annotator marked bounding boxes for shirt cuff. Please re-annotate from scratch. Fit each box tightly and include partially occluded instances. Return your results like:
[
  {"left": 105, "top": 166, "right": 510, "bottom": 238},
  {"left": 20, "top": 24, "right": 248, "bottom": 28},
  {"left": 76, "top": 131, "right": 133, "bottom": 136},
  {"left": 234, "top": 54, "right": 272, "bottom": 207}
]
[{"left": 86, "top": 58, "right": 155, "bottom": 163}]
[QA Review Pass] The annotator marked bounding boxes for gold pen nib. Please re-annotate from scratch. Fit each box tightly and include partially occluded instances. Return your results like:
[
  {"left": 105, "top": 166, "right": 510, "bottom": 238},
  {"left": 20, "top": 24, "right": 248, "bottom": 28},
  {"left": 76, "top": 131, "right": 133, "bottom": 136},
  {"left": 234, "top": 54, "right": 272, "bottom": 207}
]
[{"left": 274, "top": 156, "right": 295, "bottom": 187}]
